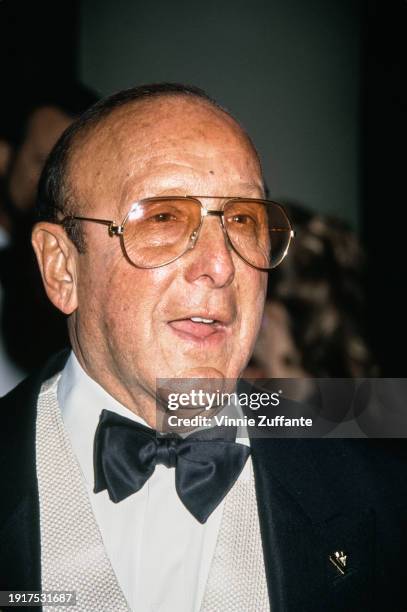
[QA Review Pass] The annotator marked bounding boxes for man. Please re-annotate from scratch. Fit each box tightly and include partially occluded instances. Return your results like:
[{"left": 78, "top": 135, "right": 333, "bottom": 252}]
[
  {"left": 0, "top": 100, "right": 72, "bottom": 394},
  {"left": 0, "top": 84, "right": 98, "bottom": 393},
  {"left": 0, "top": 83, "right": 406, "bottom": 612},
  {"left": 0, "top": 84, "right": 98, "bottom": 220}
]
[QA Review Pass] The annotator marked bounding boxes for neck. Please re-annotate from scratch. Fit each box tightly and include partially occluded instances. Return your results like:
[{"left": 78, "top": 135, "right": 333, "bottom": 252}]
[{"left": 70, "top": 342, "right": 159, "bottom": 429}]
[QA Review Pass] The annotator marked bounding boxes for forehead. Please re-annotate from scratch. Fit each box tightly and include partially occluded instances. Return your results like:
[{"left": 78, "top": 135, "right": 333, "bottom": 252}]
[
  {"left": 69, "top": 97, "right": 262, "bottom": 216},
  {"left": 68, "top": 96, "right": 263, "bottom": 215}
]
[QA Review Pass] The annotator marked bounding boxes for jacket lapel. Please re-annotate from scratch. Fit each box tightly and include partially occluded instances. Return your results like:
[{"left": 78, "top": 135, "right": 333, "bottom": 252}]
[
  {"left": 200, "top": 458, "right": 270, "bottom": 611},
  {"left": 36, "top": 374, "right": 129, "bottom": 610}
]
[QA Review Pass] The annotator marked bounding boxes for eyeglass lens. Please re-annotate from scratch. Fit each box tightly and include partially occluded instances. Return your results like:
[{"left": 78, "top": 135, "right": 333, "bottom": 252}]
[{"left": 123, "top": 197, "right": 291, "bottom": 269}]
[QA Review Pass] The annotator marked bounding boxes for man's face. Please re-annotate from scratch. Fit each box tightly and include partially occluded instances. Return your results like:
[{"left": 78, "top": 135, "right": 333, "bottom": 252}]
[
  {"left": 68, "top": 97, "right": 267, "bottom": 414},
  {"left": 8, "top": 106, "right": 72, "bottom": 211}
]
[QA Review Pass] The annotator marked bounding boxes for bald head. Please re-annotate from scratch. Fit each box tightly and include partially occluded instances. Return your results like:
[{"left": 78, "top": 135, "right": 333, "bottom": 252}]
[
  {"left": 37, "top": 83, "right": 263, "bottom": 251},
  {"left": 70, "top": 94, "right": 262, "bottom": 219}
]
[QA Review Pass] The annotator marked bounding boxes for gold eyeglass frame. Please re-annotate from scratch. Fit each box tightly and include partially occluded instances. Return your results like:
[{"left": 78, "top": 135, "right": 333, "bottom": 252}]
[{"left": 59, "top": 195, "right": 295, "bottom": 271}]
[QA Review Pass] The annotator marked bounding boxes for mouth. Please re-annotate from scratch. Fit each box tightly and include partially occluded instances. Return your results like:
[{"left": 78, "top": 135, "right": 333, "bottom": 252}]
[{"left": 167, "top": 314, "right": 230, "bottom": 342}]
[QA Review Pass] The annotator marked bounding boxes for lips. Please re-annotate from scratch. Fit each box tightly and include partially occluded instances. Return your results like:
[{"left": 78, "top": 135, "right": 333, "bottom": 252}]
[
  {"left": 167, "top": 311, "right": 232, "bottom": 343},
  {"left": 169, "top": 318, "right": 220, "bottom": 339}
]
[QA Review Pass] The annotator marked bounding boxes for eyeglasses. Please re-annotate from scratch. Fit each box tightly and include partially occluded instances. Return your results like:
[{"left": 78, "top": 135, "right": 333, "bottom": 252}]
[{"left": 59, "top": 195, "right": 294, "bottom": 270}]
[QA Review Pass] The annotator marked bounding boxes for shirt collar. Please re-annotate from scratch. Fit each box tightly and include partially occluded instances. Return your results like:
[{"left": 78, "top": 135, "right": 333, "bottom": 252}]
[{"left": 58, "top": 351, "right": 149, "bottom": 485}]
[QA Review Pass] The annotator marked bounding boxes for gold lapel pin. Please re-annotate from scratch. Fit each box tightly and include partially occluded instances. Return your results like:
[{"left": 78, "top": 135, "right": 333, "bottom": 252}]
[{"left": 329, "top": 550, "right": 347, "bottom": 575}]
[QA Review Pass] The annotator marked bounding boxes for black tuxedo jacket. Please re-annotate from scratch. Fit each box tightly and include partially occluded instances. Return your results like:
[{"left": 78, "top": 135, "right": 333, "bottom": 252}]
[{"left": 1, "top": 351, "right": 407, "bottom": 612}]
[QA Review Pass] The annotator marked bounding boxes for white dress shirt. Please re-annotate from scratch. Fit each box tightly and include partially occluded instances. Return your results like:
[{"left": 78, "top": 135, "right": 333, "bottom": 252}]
[{"left": 58, "top": 352, "right": 251, "bottom": 612}]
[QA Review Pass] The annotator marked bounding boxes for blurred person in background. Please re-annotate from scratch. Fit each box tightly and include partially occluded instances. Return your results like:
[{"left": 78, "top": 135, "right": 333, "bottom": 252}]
[
  {"left": 245, "top": 205, "right": 378, "bottom": 379},
  {"left": 0, "top": 82, "right": 98, "bottom": 395}
]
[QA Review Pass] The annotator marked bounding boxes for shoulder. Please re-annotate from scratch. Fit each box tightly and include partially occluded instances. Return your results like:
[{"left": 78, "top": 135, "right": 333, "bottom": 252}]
[
  {"left": 0, "top": 349, "right": 70, "bottom": 423},
  {"left": 251, "top": 436, "right": 407, "bottom": 524},
  {"left": 240, "top": 376, "right": 407, "bottom": 515},
  {"left": 0, "top": 350, "right": 70, "bottom": 510}
]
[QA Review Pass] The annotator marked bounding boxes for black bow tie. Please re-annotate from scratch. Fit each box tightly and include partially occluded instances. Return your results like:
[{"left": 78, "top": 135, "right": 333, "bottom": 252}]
[{"left": 93, "top": 409, "right": 250, "bottom": 524}]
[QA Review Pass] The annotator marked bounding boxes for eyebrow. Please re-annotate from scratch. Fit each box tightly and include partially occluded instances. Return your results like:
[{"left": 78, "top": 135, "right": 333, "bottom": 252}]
[
  {"left": 233, "top": 182, "right": 266, "bottom": 197},
  {"left": 157, "top": 183, "right": 265, "bottom": 198}
]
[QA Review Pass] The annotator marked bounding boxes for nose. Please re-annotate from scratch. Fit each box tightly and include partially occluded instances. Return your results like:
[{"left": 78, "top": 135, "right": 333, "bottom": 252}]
[{"left": 183, "top": 212, "right": 235, "bottom": 288}]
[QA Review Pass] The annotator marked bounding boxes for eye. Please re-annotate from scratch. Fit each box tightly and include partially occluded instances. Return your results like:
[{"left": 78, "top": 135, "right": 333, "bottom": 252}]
[
  {"left": 150, "top": 212, "right": 177, "bottom": 222},
  {"left": 229, "top": 214, "right": 256, "bottom": 225}
]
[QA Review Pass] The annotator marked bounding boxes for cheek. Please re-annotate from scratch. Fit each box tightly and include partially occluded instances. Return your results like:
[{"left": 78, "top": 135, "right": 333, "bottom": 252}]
[
  {"left": 237, "top": 268, "right": 267, "bottom": 339},
  {"left": 84, "top": 259, "right": 175, "bottom": 352}
]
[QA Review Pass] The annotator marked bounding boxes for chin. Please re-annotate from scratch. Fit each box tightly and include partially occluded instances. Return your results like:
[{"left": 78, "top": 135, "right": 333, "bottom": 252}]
[{"left": 175, "top": 366, "right": 229, "bottom": 379}]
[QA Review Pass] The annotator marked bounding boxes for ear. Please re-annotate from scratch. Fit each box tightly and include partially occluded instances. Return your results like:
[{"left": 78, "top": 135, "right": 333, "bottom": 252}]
[
  {"left": 0, "top": 139, "right": 12, "bottom": 176},
  {"left": 31, "top": 222, "right": 78, "bottom": 315}
]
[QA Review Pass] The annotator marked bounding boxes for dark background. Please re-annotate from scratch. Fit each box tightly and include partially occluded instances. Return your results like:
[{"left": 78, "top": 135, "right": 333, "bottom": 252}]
[{"left": 0, "top": 0, "right": 406, "bottom": 375}]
